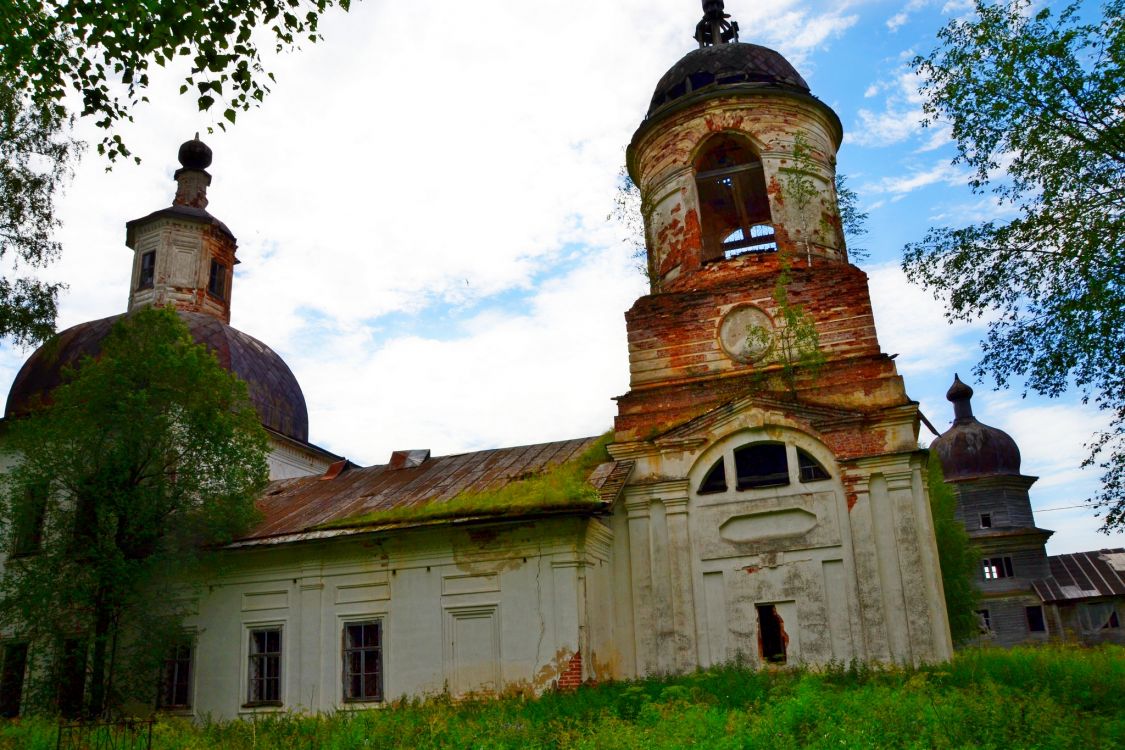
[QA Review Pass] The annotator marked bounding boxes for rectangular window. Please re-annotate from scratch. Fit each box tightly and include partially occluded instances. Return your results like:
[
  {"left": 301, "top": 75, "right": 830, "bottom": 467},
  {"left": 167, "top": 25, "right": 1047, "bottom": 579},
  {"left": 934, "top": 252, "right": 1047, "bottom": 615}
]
[
  {"left": 0, "top": 643, "right": 28, "bottom": 718},
  {"left": 207, "top": 259, "right": 226, "bottom": 299},
  {"left": 139, "top": 251, "right": 156, "bottom": 289},
  {"left": 342, "top": 621, "right": 383, "bottom": 702},
  {"left": 980, "top": 512, "right": 992, "bottom": 529},
  {"left": 1026, "top": 605, "right": 1047, "bottom": 633},
  {"left": 734, "top": 443, "right": 789, "bottom": 490},
  {"left": 246, "top": 628, "right": 281, "bottom": 706},
  {"left": 982, "top": 556, "right": 1014, "bottom": 580},
  {"left": 158, "top": 643, "right": 193, "bottom": 710},
  {"left": 10, "top": 484, "right": 47, "bottom": 557},
  {"left": 57, "top": 639, "right": 86, "bottom": 718},
  {"left": 976, "top": 609, "right": 992, "bottom": 633}
]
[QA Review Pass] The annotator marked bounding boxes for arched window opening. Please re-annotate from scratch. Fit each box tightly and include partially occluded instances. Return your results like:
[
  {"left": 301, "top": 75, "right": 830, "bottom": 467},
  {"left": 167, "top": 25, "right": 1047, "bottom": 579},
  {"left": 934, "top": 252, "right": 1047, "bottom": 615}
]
[
  {"left": 733, "top": 443, "right": 789, "bottom": 490},
  {"left": 698, "top": 457, "right": 728, "bottom": 494},
  {"left": 694, "top": 135, "right": 775, "bottom": 262},
  {"left": 796, "top": 448, "right": 831, "bottom": 482}
]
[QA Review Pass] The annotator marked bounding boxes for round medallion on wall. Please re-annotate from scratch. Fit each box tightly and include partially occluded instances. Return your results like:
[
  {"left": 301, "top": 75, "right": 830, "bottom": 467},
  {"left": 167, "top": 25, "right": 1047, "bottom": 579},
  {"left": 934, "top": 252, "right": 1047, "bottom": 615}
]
[{"left": 718, "top": 304, "right": 774, "bottom": 363}]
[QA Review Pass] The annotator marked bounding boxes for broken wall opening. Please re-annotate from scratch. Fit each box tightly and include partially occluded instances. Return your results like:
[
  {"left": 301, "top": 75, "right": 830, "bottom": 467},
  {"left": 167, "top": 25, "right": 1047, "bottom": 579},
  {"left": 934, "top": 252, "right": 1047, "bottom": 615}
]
[{"left": 756, "top": 604, "right": 787, "bottom": 664}]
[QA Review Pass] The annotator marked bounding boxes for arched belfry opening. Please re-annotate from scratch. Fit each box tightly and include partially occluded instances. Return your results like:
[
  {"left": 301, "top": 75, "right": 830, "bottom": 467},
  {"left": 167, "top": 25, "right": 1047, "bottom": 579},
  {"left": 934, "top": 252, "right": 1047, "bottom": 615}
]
[{"left": 694, "top": 133, "right": 775, "bottom": 261}]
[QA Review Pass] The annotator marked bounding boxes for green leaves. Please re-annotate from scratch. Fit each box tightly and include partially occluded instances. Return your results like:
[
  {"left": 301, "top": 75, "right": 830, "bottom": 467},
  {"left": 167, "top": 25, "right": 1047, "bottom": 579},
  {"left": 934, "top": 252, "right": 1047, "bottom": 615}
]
[
  {"left": 904, "top": 0, "right": 1125, "bottom": 531},
  {"left": 0, "top": 306, "right": 269, "bottom": 714},
  {"left": 1, "top": 1, "right": 353, "bottom": 164}
]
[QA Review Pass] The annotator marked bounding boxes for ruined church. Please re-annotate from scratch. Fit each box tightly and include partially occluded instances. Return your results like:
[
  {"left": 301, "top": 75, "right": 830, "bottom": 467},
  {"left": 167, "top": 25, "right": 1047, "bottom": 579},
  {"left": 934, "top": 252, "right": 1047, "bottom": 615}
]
[{"left": 1, "top": 2, "right": 957, "bottom": 718}]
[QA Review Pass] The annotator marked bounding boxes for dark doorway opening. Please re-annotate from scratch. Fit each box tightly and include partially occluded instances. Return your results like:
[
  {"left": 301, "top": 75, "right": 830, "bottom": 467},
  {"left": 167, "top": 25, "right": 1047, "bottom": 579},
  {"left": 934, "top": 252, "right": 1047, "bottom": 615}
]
[{"left": 756, "top": 604, "right": 787, "bottom": 664}]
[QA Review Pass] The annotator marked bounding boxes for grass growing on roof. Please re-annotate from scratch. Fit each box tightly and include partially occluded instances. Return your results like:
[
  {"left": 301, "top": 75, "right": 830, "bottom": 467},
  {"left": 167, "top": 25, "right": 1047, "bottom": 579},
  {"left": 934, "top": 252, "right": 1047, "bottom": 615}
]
[{"left": 317, "top": 432, "right": 615, "bottom": 530}]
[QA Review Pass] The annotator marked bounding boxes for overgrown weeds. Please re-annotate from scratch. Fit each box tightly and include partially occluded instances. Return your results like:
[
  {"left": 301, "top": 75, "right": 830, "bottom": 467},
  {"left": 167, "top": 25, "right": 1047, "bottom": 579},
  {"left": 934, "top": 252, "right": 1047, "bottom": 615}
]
[{"left": 2, "top": 645, "right": 1121, "bottom": 748}]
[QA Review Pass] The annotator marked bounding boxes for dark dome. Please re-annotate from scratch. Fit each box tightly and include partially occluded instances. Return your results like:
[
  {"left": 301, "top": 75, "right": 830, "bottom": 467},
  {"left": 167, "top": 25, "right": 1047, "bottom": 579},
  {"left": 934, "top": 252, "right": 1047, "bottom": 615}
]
[
  {"left": 647, "top": 42, "right": 810, "bottom": 117},
  {"left": 930, "top": 376, "right": 1021, "bottom": 481},
  {"left": 5, "top": 311, "right": 309, "bottom": 443},
  {"left": 177, "top": 136, "right": 213, "bottom": 171}
]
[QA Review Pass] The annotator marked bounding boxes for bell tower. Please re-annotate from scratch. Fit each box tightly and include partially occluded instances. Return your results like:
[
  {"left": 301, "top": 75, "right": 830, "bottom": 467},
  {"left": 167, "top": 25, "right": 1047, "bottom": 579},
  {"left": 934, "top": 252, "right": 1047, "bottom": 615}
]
[
  {"left": 124, "top": 135, "right": 238, "bottom": 323},
  {"left": 607, "top": 2, "right": 952, "bottom": 677},
  {"left": 616, "top": 2, "right": 896, "bottom": 439}
]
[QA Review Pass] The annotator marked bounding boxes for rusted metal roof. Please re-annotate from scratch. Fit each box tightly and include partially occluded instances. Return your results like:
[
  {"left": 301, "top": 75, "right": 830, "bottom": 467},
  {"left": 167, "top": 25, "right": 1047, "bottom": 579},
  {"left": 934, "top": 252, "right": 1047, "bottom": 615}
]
[
  {"left": 1033, "top": 548, "right": 1125, "bottom": 603},
  {"left": 240, "top": 436, "right": 622, "bottom": 545}
]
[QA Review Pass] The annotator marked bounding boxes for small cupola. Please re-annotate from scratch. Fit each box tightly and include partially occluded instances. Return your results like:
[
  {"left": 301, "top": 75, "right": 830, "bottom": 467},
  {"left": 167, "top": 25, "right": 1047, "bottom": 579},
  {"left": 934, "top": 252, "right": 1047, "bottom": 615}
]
[
  {"left": 124, "top": 135, "right": 239, "bottom": 323},
  {"left": 931, "top": 374, "right": 1023, "bottom": 481}
]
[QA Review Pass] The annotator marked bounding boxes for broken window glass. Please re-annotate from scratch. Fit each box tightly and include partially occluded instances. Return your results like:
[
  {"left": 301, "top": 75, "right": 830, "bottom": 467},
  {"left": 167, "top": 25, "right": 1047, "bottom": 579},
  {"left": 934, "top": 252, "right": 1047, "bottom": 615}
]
[
  {"left": 208, "top": 259, "right": 227, "bottom": 299},
  {"left": 698, "top": 457, "right": 728, "bottom": 494},
  {"left": 796, "top": 448, "right": 830, "bottom": 482},
  {"left": 247, "top": 628, "right": 282, "bottom": 705},
  {"left": 980, "top": 512, "right": 992, "bottom": 529},
  {"left": 976, "top": 609, "right": 992, "bottom": 633},
  {"left": 1025, "top": 606, "right": 1047, "bottom": 633},
  {"left": 694, "top": 134, "right": 775, "bottom": 261},
  {"left": 342, "top": 622, "right": 383, "bottom": 702},
  {"left": 982, "top": 556, "right": 1014, "bottom": 580},
  {"left": 10, "top": 483, "right": 47, "bottom": 557},
  {"left": 734, "top": 443, "right": 789, "bottom": 489},
  {"left": 139, "top": 250, "right": 155, "bottom": 289},
  {"left": 158, "top": 642, "right": 193, "bottom": 710}
]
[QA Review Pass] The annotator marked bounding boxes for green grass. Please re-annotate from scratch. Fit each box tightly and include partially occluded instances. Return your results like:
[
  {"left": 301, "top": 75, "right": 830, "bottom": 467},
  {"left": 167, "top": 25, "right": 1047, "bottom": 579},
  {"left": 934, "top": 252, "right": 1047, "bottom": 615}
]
[
  {"left": 317, "top": 433, "right": 614, "bottom": 531},
  {"left": 2, "top": 645, "right": 1122, "bottom": 749}
]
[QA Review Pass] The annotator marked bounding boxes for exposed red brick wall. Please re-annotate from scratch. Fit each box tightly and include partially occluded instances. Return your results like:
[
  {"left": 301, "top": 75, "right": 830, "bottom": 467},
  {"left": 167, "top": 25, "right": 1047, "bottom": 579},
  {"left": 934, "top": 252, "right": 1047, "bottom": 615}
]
[{"left": 556, "top": 650, "right": 583, "bottom": 691}]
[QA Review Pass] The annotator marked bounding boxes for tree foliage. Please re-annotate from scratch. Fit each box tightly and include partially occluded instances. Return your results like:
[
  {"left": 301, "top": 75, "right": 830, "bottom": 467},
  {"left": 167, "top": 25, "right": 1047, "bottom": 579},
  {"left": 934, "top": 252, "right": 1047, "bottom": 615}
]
[
  {"left": 926, "top": 456, "right": 981, "bottom": 645},
  {"left": 0, "top": 0, "right": 352, "bottom": 345},
  {"left": 835, "top": 174, "right": 869, "bottom": 263},
  {"left": 904, "top": 0, "right": 1125, "bottom": 530},
  {"left": 2, "top": 0, "right": 353, "bottom": 162},
  {"left": 0, "top": 83, "right": 79, "bottom": 345},
  {"left": 0, "top": 307, "right": 269, "bottom": 716}
]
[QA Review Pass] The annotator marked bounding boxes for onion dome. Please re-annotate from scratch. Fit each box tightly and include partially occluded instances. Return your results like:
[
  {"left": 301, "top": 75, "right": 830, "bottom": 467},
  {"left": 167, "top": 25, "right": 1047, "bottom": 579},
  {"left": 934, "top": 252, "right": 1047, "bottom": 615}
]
[
  {"left": 647, "top": 42, "right": 810, "bottom": 117},
  {"left": 930, "top": 374, "right": 1021, "bottom": 481},
  {"left": 177, "top": 134, "right": 213, "bottom": 171},
  {"left": 5, "top": 311, "right": 309, "bottom": 443}
]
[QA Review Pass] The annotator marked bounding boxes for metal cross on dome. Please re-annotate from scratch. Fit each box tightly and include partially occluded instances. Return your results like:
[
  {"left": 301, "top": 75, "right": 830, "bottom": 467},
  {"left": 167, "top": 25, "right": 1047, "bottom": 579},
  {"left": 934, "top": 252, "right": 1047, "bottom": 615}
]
[{"left": 695, "top": 0, "right": 740, "bottom": 47}]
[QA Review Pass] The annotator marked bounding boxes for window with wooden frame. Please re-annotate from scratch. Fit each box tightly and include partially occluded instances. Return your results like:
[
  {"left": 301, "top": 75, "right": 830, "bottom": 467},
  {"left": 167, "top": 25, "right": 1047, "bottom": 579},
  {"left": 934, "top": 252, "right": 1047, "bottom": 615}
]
[
  {"left": 10, "top": 483, "right": 47, "bottom": 557},
  {"left": 139, "top": 250, "right": 156, "bottom": 289},
  {"left": 982, "top": 556, "right": 1014, "bottom": 580},
  {"left": 733, "top": 442, "right": 789, "bottom": 490},
  {"left": 157, "top": 642, "right": 193, "bottom": 710},
  {"left": 246, "top": 627, "right": 282, "bottom": 706},
  {"left": 796, "top": 448, "right": 830, "bottom": 482},
  {"left": 207, "top": 259, "right": 227, "bottom": 299},
  {"left": 342, "top": 621, "right": 383, "bottom": 702},
  {"left": 694, "top": 134, "right": 775, "bottom": 261}
]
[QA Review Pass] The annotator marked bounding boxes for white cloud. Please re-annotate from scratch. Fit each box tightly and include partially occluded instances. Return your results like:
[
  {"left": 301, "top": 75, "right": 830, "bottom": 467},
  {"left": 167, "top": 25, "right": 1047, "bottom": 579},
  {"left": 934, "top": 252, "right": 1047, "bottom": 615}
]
[
  {"left": 860, "top": 160, "right": 966, "bottom": 196},
  {"left": 886, "top": 12, "right": 910, "bottom": 32},
  {"left": 866, "top": 263, "right": 985, "bottom": 376},
  {"left": 849, "top": 69, "right": 928, "bottom": 147}
]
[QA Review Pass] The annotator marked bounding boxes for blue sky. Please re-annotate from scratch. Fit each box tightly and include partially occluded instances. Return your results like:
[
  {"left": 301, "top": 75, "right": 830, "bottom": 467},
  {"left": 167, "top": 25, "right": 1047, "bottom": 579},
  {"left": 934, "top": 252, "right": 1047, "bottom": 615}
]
[{"left": 0, "top": 0, "right": 1117, "bottom": 554}]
